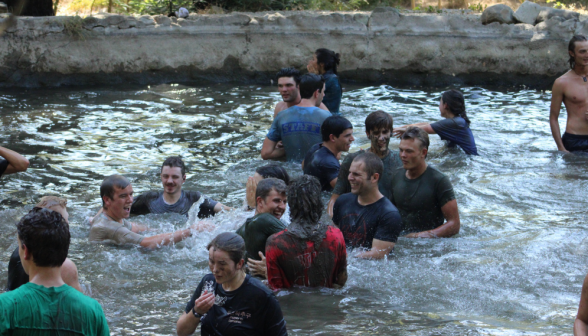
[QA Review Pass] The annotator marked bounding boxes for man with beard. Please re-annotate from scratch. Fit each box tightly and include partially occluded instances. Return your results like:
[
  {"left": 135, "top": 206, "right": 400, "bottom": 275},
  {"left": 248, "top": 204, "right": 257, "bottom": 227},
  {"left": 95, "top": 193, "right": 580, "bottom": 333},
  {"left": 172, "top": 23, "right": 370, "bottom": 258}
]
[
  {"left": 273, "top": 67, "right": 329, "bottom": 118},
  {"left": 328, "top": 111, "right": 402, "bottom": 217},
  {"left": 265, "top": 175, "right": 347, "bottom": 289}
]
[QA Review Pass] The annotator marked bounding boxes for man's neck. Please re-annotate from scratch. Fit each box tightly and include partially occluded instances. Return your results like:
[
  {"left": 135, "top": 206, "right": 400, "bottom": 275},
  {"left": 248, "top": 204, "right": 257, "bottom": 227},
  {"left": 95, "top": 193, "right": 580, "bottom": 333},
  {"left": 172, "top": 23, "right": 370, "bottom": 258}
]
[
  {"left": 574, "top": 64, "right": 588, "bottom": 76},
  {"left": 298, "top": 98, "right": 317, "bottom": 108},
  {"left": 368, "top": 146, "right": 389, "bottom": 159},
  {"left": 27, "top": 266, "right": 65, "bottom": 288},
  {"left": 406, "top": 162, "right": 428, "bottom": 179},
  {"left": 286, "top": 96, "right": 302, "bottom": 108},
  {"left": 103, "top": 208, "right": 123, "bottom": 223},
  {"left": 163, "top": 190, "right": 182, "bottom": 205},
  {"left": 322, "top": 141, "right": 340, "bottom": 158},
  {"left": 357, "top": 188, "right": 383, "bottom": 206}
]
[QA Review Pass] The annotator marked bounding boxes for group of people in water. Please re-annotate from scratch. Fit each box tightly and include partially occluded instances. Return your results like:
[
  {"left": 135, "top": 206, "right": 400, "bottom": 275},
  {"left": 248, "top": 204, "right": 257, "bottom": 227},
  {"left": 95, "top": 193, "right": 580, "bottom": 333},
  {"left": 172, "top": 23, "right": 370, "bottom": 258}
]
[{"left": 1, "top": 38, "right": 588, "bottom": 335}]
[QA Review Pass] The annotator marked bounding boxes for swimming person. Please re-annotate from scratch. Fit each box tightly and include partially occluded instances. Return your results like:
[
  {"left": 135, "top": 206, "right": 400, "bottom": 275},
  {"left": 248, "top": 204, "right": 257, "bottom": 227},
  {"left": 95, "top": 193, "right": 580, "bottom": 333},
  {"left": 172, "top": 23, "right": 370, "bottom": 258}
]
[
  {"left": 574, "top": 273, "right": 588, "bottom": 335},
  {"left": 393, "top": 89, "right": 478, "bottom": 155},
  {"left": 265, "top": 175, "right": 347, "bottom": 289},
  {"left": 332, "top": 153, "right": 402, "bottom": 259},
  {"left": 389, "top": 127, "right": 460, "bottom": 238},
  {"left": 550, "top": 35, "right": 588, "bottom": 152},
  {"left": 176, "top": 232, "right": 288, "bottom": 336},
  {"left": 307, "top": 48, "right": 343, "bottom": 115},
  {"left": 261, "top": 73, "right": 331, "bottom": 162},
  {"left": 0, "top": 145, "right": 29, "bottom": 178},
  {"left": 273, "top": 67, "right": 329, "bottom": 118},
  {"left": 302, "top": 115, "right": 354, "bottom": 191},
  {"left": 0, "top": 207, "right": 109, "bottom": 335}
]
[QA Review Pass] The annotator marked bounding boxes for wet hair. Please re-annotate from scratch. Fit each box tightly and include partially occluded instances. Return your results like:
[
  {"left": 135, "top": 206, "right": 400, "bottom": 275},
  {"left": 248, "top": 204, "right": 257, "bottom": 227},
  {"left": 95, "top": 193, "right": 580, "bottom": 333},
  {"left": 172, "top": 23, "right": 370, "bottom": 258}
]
[
  {"left": 315, "top": 48, "right": 340, "bottom": 74},
  {"left": 365, "top": 110, "right": 393, "bottom": 134},
  {"left": 321, "top": 116, "right": 353, "bottom": 142},
  {"left": 276, "top": 67, "right": 301, "bottom": 85},
  {"left": 299, "top": 73, "right": 325, "bottom": 99},
  {"left": 161, "top": 156, "right": 186, "bottom": 176},
  {"left": 401, "top": 126, "right": 430, "bottom": 150},
  {"left": 569, "top": 35, "right": 588, "bottom": 69},
  {"left": 255, "top": 178, "right": 287, "bottom": 200},
  {"left": 287, "top": 175, "right": 322, "bottom": 224},
  {"left": 256, "top": 164, "right": 290, "bottom": 185},
  {"left": 207, "top": 232, "right": 246, "bottom": 266},
  {"left": 35, "top": 196, "right": 67, "bottom": 211},
  {"left": 17, "top": 207, "right": 70, "bottom": 268},
  {"left": 100, "top": 175, "right": 130, "bottom": 207},
  {"left": 353, "top": 152, "right": 383, "bottom": 180},
  {"left": 441, "top": 90, "right": 471, "bottom": 126}
]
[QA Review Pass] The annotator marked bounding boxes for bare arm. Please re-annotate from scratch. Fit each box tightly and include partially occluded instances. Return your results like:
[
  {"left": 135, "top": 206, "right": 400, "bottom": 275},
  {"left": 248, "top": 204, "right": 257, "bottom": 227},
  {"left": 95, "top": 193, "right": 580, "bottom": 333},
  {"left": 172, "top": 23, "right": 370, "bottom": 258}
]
[
  {"left": 550, "top": 78, "right": 569, "bottom": 152},
  {"left": 318, "top": 102, "right": 329, "bottom": 112},
  {"left": 301, "top": 159, "right": 305, "bottom": 170},
  {"left": 140, "top": 228, "right": 193, "bottom": 249},
  {"left": 405, "top": 199, "right": 460, "bottom": 238},
  {"left": 356, "top": 239, "right": 395, "bottom": 260},
  {"left": 177, "top": 292, "right": 215, "bottom": 336},
  {"left": 0, "top": 146, "right": 29, "bottom": 175},
  {"left": 213, "top": 202, "right": 232, "bottom": 213},
  {"left": 329, "top": 178, "right": 338, "bottom": 189},
  {"left": 576, "top": 274, "right": 588, "bottom": 336},
  {"left": 260, "top": 138, "right": 285, "bottom": 160},
  {"left": 393, "top": 123, "right": 435, "bottom": 138},
  {"left": 61, "top": 258, "right": 83, "bottom": 293},
  {"left": 131, "top": 223, "right": 149, "bottom": 233},
  {"left": 327, "top": 193, "right": 340, "bottom": 218}
]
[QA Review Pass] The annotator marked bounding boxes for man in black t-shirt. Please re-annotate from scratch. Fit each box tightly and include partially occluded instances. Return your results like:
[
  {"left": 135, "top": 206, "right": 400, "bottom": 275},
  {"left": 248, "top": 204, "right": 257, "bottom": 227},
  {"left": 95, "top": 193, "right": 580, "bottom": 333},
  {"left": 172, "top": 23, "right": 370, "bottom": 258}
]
[
  {"left": 302, "top": 115, "right": 354, "bottom": 191},
  {"left": 0, "top": 146, "right": 29, "bottom": 179},
  {"left": 332, "top": 152, "right": 402, "bottom": 259}
]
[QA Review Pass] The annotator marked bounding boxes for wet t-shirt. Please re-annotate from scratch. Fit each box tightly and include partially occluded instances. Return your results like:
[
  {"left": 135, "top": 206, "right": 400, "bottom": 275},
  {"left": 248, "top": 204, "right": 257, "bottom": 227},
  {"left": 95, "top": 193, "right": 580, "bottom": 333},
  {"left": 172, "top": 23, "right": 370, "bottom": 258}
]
[
  {"left": 131, "top": 190, "right": 218, "bottom": 218},
  {"left": 236, "top": 213, "right": 286, "bottom": 261},
  {"left": 6, "top": 247, "right": 28, "bottom": 291},
  {"left": 332, "top": 149, "right": 402, "bottom": 200},
  {"left": 389, "top": 166, "right": 456, "bottom": 233},
  {"left": 266, "top": 106, "right": 331, "bottom": 162},
  {"left": 332, "top": 194, "right": 402, "bottom": 249},
  {"left": 322, "top": 71, "right": 342, "bottom": 115},
  {"left": 89, "top": 213, "right": 144, "bottom": 245},
  {"left": 184, "top": 274, "right": 287, "bottom": 336},
  {"left": 302, "top": 143, "right": 340, "bottom": 191},
  {"left": 265, "top": 226, "right": 347, "bottom": 289},
  {"left": 430, "top": 116, "right": 478, "bottom": 155}
]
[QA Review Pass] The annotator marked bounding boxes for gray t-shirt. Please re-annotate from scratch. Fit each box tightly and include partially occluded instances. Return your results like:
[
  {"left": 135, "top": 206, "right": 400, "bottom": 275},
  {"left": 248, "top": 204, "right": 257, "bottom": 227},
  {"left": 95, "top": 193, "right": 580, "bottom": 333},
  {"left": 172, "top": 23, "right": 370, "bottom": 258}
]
[{"left": 89, "top": 213, "right": 144, "bottom": 245}]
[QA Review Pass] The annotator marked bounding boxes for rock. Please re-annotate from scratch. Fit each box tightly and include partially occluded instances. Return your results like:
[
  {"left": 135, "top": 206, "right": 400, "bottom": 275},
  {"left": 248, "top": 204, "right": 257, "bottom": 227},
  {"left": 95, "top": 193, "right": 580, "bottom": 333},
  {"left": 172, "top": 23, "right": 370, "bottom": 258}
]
[
  {"left": 536, "top": 7, "right": 579, "bottom": 24},
  {"left": 0, "top": 2, "right": 7, "bottom": 13},
  {"left": 481, "top": 4, "right": 515, "bottom": 25},
  {"left": 513, "top": 1, "right": 541, "bottom": 25},
  {"left": 153, "top": 15, "right": 171, "bottom": 26}
]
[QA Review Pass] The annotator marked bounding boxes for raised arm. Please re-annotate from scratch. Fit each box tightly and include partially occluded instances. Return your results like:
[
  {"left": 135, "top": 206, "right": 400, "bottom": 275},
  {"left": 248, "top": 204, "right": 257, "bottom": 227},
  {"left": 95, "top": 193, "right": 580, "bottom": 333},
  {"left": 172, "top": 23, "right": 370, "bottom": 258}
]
[
  {"left": 549, "top": 78, "right": 569, "bottom": 152},
  {"left": 356, "top": 239, "right": 395, "bottom": 260},
  {"left": 261, "top": 138, "right": 285, "bottom": 160},
  {"left": 393, "top": 122, "right": 435, "bottom": 138},
  {"left": 405, "top": 199, "right": 460, "bottom": 238},
  {"left": 140, "top": 227, "right": 194, "bottom": 249},
  {"left": 575, "top": 274, "right": 588, "bottom": 336},
  {"left": 0, "top": 146, "right": 29, "bottom": 175}
]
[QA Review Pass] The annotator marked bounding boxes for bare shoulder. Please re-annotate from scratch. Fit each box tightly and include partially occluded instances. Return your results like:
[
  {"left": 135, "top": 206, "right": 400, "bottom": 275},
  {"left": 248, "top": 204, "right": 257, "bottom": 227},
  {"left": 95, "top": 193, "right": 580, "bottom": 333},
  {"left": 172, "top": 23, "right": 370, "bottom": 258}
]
[
  {"left": 274, "top": 102, "right": 287, "bottom": 114},
  {"left": 554, "top": 70, "right": 573, "bottom": 88}
]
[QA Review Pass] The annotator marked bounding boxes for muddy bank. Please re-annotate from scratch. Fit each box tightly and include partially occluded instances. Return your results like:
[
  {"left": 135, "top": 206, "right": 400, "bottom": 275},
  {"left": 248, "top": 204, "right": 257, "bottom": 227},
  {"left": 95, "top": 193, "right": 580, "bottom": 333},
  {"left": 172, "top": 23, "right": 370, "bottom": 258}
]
[{"left": 0, "top": 8, "right": 584, "bottom": 88}]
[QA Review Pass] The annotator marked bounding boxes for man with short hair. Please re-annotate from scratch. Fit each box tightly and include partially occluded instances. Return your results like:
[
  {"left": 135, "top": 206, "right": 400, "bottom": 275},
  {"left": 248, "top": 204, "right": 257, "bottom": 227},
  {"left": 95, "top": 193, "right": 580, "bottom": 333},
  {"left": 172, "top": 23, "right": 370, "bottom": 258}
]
[
  {"left": 328, "top": 110, "right": 402, "bottom": 216},
  {"left": 332, "top": 152, "right": 402, "bottom": 259},
  {"left": 0, "top": 207, "right": 109, "bottom": 335},
  {"left": 273, "top": 67, "right": 329, "bottom": 118},
  {"left": 90, "top": 174, "right": 200, "bottom": 248},
  {"left": 390, "top": 127, "right": 460, "bottom": 238},
  {"left": 302, "top": 115, "right": 354, "bottom": 191},
  {"left": 261, "top": 73, "right": 332, "bottom": 162},
  {"left": 265, "top": 175, "right": 347, "bottom": 289}
]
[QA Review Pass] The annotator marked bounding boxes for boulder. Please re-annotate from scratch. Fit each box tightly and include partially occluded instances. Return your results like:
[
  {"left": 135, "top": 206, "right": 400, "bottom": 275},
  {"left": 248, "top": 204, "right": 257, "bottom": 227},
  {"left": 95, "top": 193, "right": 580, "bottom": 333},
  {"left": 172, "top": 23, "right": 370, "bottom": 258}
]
[
  {"left": 513, "top": 1, "right": 542, "bottom": 25},
  {"left": 481, "top": 4, "right": 515, "bottom": 25},
  {"left": 536, "top": 7, "right": 579, "bottom": 24}
]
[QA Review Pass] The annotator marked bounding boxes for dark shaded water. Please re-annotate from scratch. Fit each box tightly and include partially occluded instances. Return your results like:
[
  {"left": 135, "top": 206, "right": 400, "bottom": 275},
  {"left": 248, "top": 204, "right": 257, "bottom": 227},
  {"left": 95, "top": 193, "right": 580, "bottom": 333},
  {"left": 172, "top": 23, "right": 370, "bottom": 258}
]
[{"left": 0, "top": 83, "right": 586, "bottom": 335}]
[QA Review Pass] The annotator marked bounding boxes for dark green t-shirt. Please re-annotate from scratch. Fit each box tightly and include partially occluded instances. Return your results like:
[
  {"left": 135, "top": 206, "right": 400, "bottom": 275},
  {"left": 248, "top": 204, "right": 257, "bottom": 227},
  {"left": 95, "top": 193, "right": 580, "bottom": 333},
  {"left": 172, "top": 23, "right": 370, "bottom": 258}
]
[
  {"left": 389, "top": 166, "right": 456, "bottom": 233},
  {"left": 332, "top": 149, "right": 403, "bottom": 200},
  {"left": 236, "top": 213, "right": 286, "bottom": 261}
]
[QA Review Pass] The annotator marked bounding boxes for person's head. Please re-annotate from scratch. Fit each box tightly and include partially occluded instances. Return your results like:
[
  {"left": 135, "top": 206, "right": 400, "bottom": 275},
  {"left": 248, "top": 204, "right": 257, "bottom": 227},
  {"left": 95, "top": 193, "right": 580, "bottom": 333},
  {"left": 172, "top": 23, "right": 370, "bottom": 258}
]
[
  {"left": 17, "top": 207, "right": 70, "bottom": 272},
  {"left": 310, "top": 48, "right": 341, "bottom": 75},
  {"left": 440, "top": 90, "right": 471, "bottom": 126},
  {"left": 100, "top": 175, "right": 133, "bottom": 220},
  {"left": 399, "top": 126, "right": 429, "bottom": 170},
  {"left": 287, "top": 175, "right": 322, "bottom": 224},
  {"left": 161, "top": 156, "right": 186, "bottom": 195},
  {"left": 321, "top": 116, "right": 354, "bottom": 152},
  {"left": 35, "top": 196, "right": 68, "bottom": 223},
  {"left": 207, "top": 232, "right": 245, "bottom": 284},
  {"left": 568, "top": 35, "right": 588, "bottom": 69},
  {"left": 299, "top": 73, "right": 326, "bottom": 106},
  {"left": 254, "top": 164, "right": 290, "bottom": 185},
  {"left": 365, "top": 111, "right": 394, "bottom": 153},
  {"left": 255, "top": 178, "right": 287, "bottom": 219},
  {"left": 276, "top": 67, "right": 301, "bottom": 104},
  {"left": 348, "top": 152, "right": 383, "bottom": 195}
]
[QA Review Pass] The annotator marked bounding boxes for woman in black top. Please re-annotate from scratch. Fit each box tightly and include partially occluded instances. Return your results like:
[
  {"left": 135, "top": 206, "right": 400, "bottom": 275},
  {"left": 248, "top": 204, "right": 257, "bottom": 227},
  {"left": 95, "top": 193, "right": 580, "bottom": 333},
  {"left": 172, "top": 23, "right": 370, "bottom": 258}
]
[
  {"left": 176, "top": 232, "right": 288, "bottom": 336},
  {"left": 307, "top": 48, "right": 343, "bottom": 115}
]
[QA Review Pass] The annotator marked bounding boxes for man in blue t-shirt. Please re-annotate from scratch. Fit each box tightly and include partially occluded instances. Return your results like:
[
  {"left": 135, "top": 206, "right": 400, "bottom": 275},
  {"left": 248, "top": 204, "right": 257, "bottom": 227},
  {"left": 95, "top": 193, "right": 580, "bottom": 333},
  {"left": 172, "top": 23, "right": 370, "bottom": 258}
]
[
  {"left": 302, "top": 115, "right": 354, "bottom": 191},
  {"left": 261, "top": 73, "right": 332, "bottom": 162}
]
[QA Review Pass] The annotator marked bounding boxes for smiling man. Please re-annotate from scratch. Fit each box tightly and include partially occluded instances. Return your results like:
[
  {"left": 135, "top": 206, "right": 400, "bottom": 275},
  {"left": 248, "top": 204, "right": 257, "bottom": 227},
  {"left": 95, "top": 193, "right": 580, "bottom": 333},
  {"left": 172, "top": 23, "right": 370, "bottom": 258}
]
[{"left": 273, "top": 67, "right": 329, "bottom": 118}]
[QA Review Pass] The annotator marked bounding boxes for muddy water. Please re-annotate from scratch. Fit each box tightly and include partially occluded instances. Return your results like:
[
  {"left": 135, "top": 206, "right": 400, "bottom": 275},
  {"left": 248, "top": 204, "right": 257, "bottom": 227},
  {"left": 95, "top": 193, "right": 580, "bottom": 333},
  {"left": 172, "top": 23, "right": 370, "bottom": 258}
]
[{"left": 0, "top": 83, "right": 586, "bottom": 335}]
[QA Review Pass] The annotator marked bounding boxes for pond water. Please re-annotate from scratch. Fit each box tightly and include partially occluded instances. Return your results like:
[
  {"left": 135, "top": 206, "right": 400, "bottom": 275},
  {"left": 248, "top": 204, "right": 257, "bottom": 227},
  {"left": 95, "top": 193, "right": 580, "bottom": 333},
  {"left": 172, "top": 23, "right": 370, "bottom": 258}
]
[{"left": 0, "top": 83, "right": 586, "bottom": 335}]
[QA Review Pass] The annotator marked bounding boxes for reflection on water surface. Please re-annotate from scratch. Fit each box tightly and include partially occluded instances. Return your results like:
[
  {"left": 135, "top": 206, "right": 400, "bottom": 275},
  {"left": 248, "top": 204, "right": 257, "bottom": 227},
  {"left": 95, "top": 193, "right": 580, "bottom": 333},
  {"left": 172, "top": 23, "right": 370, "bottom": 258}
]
[{"left": 0, "top": 83, "right": 586, "bottom": 335}]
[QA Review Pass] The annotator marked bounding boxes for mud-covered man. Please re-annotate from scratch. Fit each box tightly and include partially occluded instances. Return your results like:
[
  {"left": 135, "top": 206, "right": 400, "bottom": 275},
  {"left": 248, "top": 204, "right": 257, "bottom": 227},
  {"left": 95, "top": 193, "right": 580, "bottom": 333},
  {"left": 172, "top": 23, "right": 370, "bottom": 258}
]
[{"left": 273, "top": 67, "right": 329, "bottom": 118}]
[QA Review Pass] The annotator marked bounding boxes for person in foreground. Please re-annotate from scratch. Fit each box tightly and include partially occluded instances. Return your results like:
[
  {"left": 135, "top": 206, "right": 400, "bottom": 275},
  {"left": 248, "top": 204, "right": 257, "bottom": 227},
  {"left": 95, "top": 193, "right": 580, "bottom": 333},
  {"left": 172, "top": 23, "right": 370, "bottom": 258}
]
[
  {"left": 307, "top": 48, "right": 343, "bottom": 115},
  {"left": 6, "top": 196, "right": 82, "bottom": 292},
  {"left": 393, "top": 89, "right": 478, "bottom": 155},
  {"left": 0, "top": 207, "right": 109, "bottom": 335},
  {"left": 328, "top": 110, "right": 402, "bottom": 216},
  {"left": 302, "top": 115, "right": 354, "bottom": 191},
  {"left": 550, "top": 35, "right": 588, "bottom": 153},
  {"left": 332, "top": 153, "right": 402, "bottom": 259},
  {"left": 273, "top": 67, "right": 329, "bottom": 117},
  {"left": 575, "top": 273, "right": 588, "bottom": 335},
  {"left": 265, "top": 175, "right": 347, "bottom": 289},
  {"left": 176, "top": 232, "right": 288, "bottom": 336},
  {"left": 90, "top": 174, "right": 201, "bottom": 248},
  {"left": 261, "top": 73, "right": 331, "bottom": 162},
  {"left": 390, "top": 127, "right": 460, "bottom": 238}
]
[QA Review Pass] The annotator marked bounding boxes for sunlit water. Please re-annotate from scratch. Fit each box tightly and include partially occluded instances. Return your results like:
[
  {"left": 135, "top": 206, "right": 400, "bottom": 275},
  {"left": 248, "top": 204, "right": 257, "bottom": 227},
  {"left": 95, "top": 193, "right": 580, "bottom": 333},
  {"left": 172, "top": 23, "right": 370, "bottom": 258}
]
[{"left": 0, "top": 83, "right": 586, "bottom": 335}]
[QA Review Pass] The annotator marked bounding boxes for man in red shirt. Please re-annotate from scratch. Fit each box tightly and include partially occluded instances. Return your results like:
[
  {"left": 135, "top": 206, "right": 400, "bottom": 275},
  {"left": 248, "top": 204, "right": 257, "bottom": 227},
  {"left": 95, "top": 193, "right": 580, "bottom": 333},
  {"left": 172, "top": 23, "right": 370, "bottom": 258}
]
[{"left": 265, "top": 175, "right": 347, "bottom": 289}]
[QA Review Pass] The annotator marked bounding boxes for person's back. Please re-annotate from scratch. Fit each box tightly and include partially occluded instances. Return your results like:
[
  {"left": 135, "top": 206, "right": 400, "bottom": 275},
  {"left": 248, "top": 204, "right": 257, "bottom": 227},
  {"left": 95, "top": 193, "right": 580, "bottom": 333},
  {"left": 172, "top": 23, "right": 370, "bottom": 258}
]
[{"left": 430, "top": 116, "right": 477, "bottom": 155}]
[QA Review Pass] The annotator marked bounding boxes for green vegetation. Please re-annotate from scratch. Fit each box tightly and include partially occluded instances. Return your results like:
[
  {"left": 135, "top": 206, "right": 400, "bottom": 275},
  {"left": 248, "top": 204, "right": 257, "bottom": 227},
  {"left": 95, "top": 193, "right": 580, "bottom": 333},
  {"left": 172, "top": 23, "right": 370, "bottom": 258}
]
[
  {"left": 467, "top": 2, "right": 486, "bottom": 11},
  {"left": 62, "top": 16, "right": 86, "bottom": 39}
]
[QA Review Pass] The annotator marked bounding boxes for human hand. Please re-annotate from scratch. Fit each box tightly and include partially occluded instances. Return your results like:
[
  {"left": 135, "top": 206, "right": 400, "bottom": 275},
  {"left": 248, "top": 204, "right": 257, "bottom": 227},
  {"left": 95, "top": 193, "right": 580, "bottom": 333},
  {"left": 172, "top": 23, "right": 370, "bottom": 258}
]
[
  {"left": 247, "top": 252, "right": 267, "bottom": 279},
  {"left": 190, "top": 221, "right": 215, "bottom": 232},
  {"left": 246, "top": 176, "right": 258, "bottom": 209},
  {"left": 275, "top": 141, "right": 284, "bottom": 149},
  {"left": 392, "top": 127, "right": 405, "bottom": 138},
  {"left": 193, "top": 290, "right": 215, "bottom": 316}
]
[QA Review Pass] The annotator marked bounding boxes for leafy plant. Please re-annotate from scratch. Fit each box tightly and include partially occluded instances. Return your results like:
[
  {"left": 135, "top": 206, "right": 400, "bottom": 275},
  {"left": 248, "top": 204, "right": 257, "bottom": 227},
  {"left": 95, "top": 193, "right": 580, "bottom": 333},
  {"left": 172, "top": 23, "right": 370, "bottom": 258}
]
[{"left": 467, "top": 2, "right": 485, "bottom": 11}]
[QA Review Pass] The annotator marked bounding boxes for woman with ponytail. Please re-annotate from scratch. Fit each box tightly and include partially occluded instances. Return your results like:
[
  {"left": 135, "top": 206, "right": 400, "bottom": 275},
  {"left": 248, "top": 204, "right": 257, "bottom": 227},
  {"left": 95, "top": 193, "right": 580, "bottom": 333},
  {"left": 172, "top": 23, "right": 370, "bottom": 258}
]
[
  {"left": 393, "top": 89, "right": 478, "bottom": 155},
  {"left": 307, "top": 48, "right": 343, "bottom": 115}
]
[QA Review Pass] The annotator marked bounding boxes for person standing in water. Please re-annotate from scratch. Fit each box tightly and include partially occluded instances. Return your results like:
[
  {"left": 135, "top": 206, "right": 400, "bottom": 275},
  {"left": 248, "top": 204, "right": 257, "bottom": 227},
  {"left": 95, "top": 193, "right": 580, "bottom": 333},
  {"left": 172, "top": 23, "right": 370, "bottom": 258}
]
[
  {"left": 273, "top": 67, "right": 329, "bottom": 118},
  {"left": 550, "top": 35, "right": 588, "bottom": 153},
  {"left": 307, "top": 48, "right": 343, "bottom": 115},
  {"left": 393, "top": 89, "right": 478, "bottom": 155}
]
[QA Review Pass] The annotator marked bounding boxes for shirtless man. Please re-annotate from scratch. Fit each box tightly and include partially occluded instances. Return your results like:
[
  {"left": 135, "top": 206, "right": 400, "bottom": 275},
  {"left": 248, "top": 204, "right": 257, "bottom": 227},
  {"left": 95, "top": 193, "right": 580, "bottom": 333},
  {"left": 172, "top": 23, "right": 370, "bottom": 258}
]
[
  {"left": 273, "top": 67, "right": 329, "bottom": 118},
  {"left": 550, "top": 35, "right": 588, "bottom": 152}
]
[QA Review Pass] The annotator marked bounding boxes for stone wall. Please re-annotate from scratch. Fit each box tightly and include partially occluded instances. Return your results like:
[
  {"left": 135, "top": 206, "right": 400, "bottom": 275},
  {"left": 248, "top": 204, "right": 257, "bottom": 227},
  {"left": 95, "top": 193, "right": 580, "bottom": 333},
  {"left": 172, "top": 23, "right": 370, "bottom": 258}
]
[{"left": 0, "top": 8, "right": 584, "bottom": 88}]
